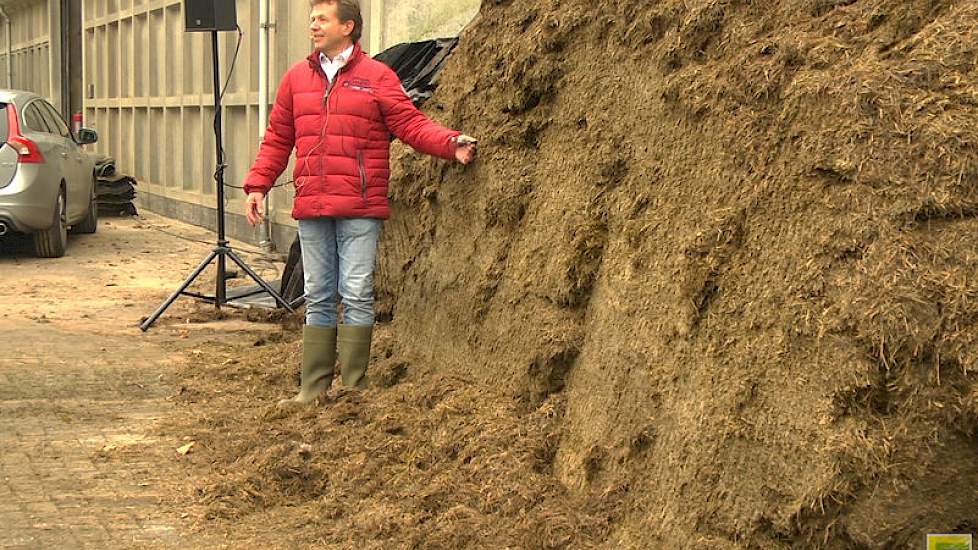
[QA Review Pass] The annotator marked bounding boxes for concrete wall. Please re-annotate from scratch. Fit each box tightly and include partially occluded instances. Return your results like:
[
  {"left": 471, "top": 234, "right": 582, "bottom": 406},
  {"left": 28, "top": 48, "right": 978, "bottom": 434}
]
[
  {"left": 79, "top": 0, "right": 272, "bottom": 245},
  {"left": 0, "top": 0, "right": 59, "bottom": 108},
  {"left": 0, "top": 0, "right": 479, "bottom": 252}
]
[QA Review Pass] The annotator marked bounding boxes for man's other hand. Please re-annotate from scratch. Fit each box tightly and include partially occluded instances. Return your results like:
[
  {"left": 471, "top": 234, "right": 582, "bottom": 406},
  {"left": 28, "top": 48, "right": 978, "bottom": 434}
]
[
  {"left": 455, "top": 135, "right": 478, "bottom": 165},
  {"left": 246, "top": 192, "right": 266, "bottom": 226}
]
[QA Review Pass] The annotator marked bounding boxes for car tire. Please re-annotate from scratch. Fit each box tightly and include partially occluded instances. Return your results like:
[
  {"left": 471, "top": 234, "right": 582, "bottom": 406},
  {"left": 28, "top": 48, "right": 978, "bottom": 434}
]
[
  {"left": 33, "top": 189, "right": 68, "bottom": 258},
  {"left": 72, "top": 182, "right": 98, "bottom": 235}
]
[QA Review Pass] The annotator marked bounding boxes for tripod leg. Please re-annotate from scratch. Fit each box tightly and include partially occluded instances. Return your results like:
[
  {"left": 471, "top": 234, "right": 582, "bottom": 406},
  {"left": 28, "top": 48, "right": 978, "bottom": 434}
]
[
  {"left": 216, "top": 252, "right": 227, "bottom": 307},
  {"left": 140, "top": 250, "right": 219, "bottom": 332},
  {"left": 226, "top": 250, "right": 297, "bottom": 313}
]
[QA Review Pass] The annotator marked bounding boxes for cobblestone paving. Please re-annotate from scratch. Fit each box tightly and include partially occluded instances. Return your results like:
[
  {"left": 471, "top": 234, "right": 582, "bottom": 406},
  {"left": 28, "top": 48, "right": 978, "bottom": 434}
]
[
  {"left": 0, "top": 215, "right": 242, "bottom": 549},
  {"left": 0, "top": 329, "right": 183, "bottom": 548}
]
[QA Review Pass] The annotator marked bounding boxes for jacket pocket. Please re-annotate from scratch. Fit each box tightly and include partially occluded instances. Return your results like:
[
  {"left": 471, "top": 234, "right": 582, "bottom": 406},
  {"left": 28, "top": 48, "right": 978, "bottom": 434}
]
[{"left": 356, "top": 150, "right": 368, "bottom": 203}]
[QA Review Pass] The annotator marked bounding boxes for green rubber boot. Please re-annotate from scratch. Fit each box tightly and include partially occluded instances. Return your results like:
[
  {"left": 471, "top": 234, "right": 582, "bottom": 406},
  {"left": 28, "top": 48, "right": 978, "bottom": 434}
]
[
  {"left": 338, "top": 324, "right": 373, "bottom": 389},
  {"left": 278, "top": 325, "right": 337, "bottom": 406}
]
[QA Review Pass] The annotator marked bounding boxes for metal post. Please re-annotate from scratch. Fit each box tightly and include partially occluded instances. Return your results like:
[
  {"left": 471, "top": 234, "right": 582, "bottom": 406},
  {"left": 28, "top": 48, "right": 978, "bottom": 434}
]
[
  {"left": 257, "top": 0, "right": 274, "bottom": 253},
  {"left": 368, "top": 0, "right": 385, "bottom": 56}
]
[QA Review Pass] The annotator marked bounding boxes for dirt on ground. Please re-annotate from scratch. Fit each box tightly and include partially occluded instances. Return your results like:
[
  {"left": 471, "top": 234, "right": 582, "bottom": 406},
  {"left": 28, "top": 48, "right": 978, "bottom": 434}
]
[{"left": 160, "top": 329, "right": 624, "bottom": 549}]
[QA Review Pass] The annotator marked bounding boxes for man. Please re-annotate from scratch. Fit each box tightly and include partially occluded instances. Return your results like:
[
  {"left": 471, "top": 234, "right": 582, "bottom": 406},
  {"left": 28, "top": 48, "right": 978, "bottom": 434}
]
[{"left": 243, "top": 0, "right": 477, "bottom": 406}]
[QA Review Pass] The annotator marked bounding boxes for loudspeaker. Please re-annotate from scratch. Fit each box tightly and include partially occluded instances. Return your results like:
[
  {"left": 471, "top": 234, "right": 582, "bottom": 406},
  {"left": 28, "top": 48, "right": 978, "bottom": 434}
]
[{"left": 184, "top": 0, "right": 237, "bottom": 32}]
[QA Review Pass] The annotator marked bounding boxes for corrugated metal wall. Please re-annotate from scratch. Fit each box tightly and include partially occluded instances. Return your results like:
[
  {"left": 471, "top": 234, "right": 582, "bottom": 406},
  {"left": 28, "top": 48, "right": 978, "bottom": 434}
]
[{"left": 0, "top": 0, "right": 479, "bottom": 250}]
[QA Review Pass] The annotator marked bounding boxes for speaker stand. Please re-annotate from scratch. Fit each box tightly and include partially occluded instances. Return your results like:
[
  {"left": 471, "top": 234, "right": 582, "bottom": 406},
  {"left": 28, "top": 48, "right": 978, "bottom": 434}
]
[{"left": 139, "top": 31, "right": 294, "bottom": 332}]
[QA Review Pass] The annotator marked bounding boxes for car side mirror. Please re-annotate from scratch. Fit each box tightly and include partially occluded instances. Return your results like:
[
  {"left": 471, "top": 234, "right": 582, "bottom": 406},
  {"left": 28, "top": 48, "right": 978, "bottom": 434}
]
[{"left": 76, "top": 128, "right": 98, "bottom": 145}]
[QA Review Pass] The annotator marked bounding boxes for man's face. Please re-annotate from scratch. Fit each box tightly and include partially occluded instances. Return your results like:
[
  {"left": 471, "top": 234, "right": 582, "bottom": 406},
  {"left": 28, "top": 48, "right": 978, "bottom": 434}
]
[{"left": 309, "top": 2, "right": 354, "bottom": 52}]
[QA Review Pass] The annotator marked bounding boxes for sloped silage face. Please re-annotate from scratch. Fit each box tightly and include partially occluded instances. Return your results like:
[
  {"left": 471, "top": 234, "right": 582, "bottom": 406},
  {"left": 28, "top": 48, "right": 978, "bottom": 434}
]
[{"left": 377, "top": 0, "right": 978, "bottom": 546}]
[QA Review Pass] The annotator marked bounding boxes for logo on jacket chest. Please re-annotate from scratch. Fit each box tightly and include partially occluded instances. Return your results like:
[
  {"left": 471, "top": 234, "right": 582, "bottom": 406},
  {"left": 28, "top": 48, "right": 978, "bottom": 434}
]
[{"left": 344, "top": 78, "right": 374, "bottom": 93}]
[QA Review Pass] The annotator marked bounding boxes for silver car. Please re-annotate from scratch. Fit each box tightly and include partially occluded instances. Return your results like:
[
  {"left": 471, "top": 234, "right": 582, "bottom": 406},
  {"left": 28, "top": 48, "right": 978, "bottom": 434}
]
[{"left": 0, "top": 89, "right": 99, "bottom": 258}]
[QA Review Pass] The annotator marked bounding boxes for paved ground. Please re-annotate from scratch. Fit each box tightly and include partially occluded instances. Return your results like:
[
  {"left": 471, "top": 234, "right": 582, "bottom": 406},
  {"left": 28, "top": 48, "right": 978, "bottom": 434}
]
[{"left": 0, "top": 212, "right": 282, "bottom": 548}]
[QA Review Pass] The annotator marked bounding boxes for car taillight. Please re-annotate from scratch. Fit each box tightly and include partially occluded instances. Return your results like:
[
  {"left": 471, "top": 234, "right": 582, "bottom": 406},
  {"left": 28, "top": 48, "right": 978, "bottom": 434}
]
[
  {"left": 7, "top": 136, "right": 44, "bottom": 163},
  {"left": 5, "top": 105, "right": 45, "bottom": 164}
]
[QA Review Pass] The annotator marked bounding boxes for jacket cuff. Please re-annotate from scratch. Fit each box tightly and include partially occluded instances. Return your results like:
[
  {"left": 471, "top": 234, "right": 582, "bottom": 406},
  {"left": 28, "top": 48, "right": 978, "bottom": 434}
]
[
  {"left": 243, "top": 180, "right": 270, "bottom": 195},
  {"left": 445, "top": 132, "right": 462, "bottom": 160}
]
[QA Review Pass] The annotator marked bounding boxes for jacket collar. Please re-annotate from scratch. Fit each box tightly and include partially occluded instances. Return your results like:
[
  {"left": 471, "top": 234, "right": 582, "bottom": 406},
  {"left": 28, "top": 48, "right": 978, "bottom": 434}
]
[{"left": 307, "top": 41, "right": 364, "bottom": 76}]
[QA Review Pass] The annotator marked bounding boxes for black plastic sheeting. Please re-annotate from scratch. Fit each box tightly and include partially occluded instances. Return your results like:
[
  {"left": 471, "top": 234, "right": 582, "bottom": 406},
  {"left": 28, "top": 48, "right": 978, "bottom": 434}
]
[
  {"left": 95, "top": 156, "right": 138, "bottom": 216},
  {"left": 373, "top": 37, "right": 460, "bottom": 106}
]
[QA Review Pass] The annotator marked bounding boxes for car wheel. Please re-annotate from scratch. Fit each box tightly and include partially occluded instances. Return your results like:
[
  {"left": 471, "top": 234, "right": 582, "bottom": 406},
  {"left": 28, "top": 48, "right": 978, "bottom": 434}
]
[
  {"left": 33, "top": 189, "right": 68, "bottom": 258},
  {"left": 72, "top": 181, "right": 98, "bottom": 235}
]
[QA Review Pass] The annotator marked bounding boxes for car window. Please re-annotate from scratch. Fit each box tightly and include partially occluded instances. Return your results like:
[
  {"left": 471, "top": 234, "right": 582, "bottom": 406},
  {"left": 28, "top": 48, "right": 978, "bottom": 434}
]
[
  {"left": 23, "top": 103, "right": 54, "bottom": 134},
  {"left": 39, "top": 101, "right": 71, "bottom": 139}
]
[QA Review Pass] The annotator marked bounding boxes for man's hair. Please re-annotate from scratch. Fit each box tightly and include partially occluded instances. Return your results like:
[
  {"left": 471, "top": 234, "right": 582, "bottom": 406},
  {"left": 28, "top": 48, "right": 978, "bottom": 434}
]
[{"left": 310, "top": 0, "right": 363, "bottom": 43}]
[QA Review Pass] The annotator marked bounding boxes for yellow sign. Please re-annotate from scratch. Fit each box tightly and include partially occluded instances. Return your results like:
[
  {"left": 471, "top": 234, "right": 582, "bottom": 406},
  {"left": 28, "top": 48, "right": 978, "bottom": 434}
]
[{"left": 927, "top": 534, "right": 973, "bottom": 550}]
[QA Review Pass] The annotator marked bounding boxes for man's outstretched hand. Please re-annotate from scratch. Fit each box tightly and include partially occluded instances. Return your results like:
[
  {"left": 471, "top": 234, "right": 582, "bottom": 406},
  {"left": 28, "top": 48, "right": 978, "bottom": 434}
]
[
  {"left": 246, "top": 191, "right": 266, "bottom": 227},
  {"left": 455, "top": 135, "right": 478, "bottom": 165}
]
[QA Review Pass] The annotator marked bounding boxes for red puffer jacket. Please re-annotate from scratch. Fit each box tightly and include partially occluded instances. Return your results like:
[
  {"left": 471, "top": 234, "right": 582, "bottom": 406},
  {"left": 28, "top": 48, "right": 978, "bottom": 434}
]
[{"left": 243, "top": 42, "right": 460, "bottom": 219}]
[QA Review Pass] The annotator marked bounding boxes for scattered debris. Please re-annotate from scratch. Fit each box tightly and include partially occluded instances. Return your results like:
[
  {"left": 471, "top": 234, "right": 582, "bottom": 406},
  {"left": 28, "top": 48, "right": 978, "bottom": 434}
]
[{"left": 176, "top": 442, "right": 196, "bottom": 456}]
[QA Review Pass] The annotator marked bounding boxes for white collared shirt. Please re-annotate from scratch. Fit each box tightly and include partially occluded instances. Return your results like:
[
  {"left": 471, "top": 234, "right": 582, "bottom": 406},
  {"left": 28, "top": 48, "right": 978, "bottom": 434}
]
[{"left": 320, "top": 44, "right": 355, "bottom": 83}]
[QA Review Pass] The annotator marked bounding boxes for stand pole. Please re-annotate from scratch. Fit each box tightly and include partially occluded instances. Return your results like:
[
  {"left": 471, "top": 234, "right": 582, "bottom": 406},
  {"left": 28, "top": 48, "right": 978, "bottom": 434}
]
[{"left": 212, "top": 30, "right": 228, "bottom": 307}]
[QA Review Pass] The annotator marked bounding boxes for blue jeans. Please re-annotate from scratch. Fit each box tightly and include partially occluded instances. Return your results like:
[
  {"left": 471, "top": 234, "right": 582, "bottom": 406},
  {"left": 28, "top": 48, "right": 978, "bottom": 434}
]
[{"left": 298, "top": 217, "right": 383, "bottom": 327}]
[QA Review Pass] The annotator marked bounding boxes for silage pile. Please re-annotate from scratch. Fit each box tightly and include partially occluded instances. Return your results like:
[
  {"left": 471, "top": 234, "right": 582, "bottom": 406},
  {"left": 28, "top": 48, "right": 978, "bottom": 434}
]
[{"left": 372, "top": 0, "right": 978, "bottom": 546}]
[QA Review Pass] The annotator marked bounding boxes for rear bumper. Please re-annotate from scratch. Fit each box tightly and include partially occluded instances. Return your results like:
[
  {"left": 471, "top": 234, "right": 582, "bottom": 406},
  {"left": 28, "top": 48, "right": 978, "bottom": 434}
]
[
  {"left": 0, "top": 167, "right": 57, "bottom": 233},
  {"left": 0, "top": 205, "right": 52, "bottom": 233}
]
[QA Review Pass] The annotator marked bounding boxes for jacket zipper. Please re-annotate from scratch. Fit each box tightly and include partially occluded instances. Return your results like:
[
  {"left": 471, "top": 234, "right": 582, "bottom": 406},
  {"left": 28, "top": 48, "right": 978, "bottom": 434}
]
[
  {"left": 357, "top": 149, "right": 368, "bottom": 205},
  {"left": 309, "top": 54, "right": 354, "bottom": 202},
  {"left": 319, "top": 78, "right": 337, "bottom": 194}
]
